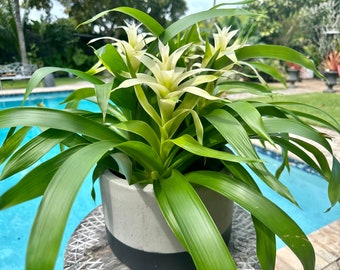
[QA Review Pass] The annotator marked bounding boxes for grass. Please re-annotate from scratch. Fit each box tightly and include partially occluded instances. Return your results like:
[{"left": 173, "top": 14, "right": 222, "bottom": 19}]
[
  {"left": 248, "top": 93, "right": 340, "bottom": 128},
  {"left": 0, "top": 76, "right": 81, "bottom": 90}
]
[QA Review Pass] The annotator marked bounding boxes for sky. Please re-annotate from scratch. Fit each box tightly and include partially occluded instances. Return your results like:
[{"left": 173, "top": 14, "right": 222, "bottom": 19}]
[
  {"left": 27, "top": 0, "right": 232, "bottom": 20},
  {"left": 185, "top": 0, "right": 229, "bottom": 14}
]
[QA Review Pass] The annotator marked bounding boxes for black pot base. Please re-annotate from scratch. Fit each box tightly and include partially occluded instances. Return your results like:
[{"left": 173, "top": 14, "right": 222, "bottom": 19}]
[{"left": 106, "top": 225, "right": 232, "bottom": 270}]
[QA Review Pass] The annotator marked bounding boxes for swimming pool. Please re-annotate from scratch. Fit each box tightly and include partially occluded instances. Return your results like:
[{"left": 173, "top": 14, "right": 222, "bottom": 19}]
[
  {"left": 0, "top": 91, "right": 339, "bottom": 269},
  {"left": 0, "top": 91, "right": 101, "bottom": 270},
  {"left": 254, "top": 147, "right": 340, "bottom": 248}
]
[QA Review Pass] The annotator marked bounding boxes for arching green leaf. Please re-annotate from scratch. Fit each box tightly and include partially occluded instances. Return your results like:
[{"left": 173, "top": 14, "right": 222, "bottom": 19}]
[
  {"left": 26, "top": 141, "right": 116, "bottom": 270},
  {"left": 0, "top": 145, "right": 86, "bottom": 209},
  {"left": 205, "top": 109, "right": 297, "bottom": 204},
  {"left": 186, "top": 171, "right": 315, "bottom": 270},
  {"left": 0, "top": 129, "right": 73, "bottom": 180},
  {"left": 155, "top": 170, "right": 237, "bottom": 270}
]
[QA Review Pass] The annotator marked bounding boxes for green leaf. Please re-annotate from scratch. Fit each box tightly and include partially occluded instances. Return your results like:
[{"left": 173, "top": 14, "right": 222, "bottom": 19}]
[
  {"left": 165, "top": 108, "right": 195, "bottom": 138},
  {"left": 168, "top": 85, "right": 221, "bottom": 101},
  {"left": 153, "top": 180, "right": 186, "bottom": 247},
  {"left": 205, "top": 109, "right": 297, "bottom": 204},
  {"left": 133, "top": 84, "right": 162, "bottom": 126},
  {"left": 329, "top": 157, "right": 340, "bottom": 206},
  {"left": 155, "top": 170, "right": 236, "bottom": 270},
  {"left": 0, "top": 126, "right": 31, "bottom": 165},
  {"left": 218, "top": 80, "right": 272, "bottom": 95},
  {"left": 114, "top": 120, "right": 160, "bottom": 150},
  {"left": 95, "top": 45, "right": 128, "bottom": 78},
  {"left": 253, "top": 217, "right": 276, "bottom": 270},
  {"left": 215, "top": 0, "right": 257, "bottom": 6},
  {"left": 249, "top": 61, "right": 287, "bottom": 85},
  {"left": 221, "top": 161, "right": 277, "bottom": 270},
  {"left": 171, "top": 134, "right": 261, "bottom": 163},
  {"left": 26, "top": 141, "right": 116, "bottom": 270},
  {"left": 191, "top": 110, "right": 204, "bottom": 145},
  {"left": 108, "top": 84, "right": 137, "bottom": 114},
  {"left": 110, "top": 152, "right": 133, "bottom": 184},
  {"left": 76, "top": 9, "right": 114, "bottom": 28},
  {"left": 263, "top": 118, "right": 333, "bottom": 153},
  {"left": 0, "top": 107, "right": 124, "bottom": 142},
  {"left": 24, "top": 67, "right": 104, "bottom": 103},
  {"left": 0, "top": 129, "right": 73, "bottom": 180},
  {"left": 0, "top": 145, "right": 85, "bottom": 209},
  {"left": 94, "top": 81, "right": 114, "bottom": 121},
  {"left": 273, "top": 136, "right": 331, "bottom": 179},
  {"left": 186, "top": 171, "right": 315, "bottom": 270},
  {"left": 235, "top": 45, "right": 323, "bottom": 78},
  {"left": 288, "top": 110, "right": 340, "bottom": 133},
  {"left": 178, "top": 24, "right": 201, "bottom": 47},
  {"left": 162, "top": 9, "right": 256, "bottom": 43},
  {"left": 61, "top": 87, "right": 95, "bottom": 104},
  {"left": 227, "top": 101, "right": 274, "bottom": 144},
  {"left": 222, "top": 160, "right": 260, "bottom": 190},
  {"left": 268, "top": 101, "right": 340, "bottom": 132},
  {"left": 117, "top": 141, "right": 164, "bottom": 176},
  {"left": 79, "top": 7, "right": 164, "bottom": 37},
  {"left": 115, "top": 7, "right": 164, "bottom": 36}
]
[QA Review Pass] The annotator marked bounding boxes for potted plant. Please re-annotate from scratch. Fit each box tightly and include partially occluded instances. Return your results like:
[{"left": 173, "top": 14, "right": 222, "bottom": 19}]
[
  {"left": 322, "top": 50, "right": 339, "bottom": 92},
  {"left": 1, "top": 5, "right": 340, "bottom": 270},
  {"left": 285, "top": 62, "right": 302, "bottom": 88}
]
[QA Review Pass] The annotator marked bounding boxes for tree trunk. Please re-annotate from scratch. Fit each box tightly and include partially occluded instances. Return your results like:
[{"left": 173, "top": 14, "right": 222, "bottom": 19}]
[{"left": 12, "top": 0, "right": 28, "bottom": 64}]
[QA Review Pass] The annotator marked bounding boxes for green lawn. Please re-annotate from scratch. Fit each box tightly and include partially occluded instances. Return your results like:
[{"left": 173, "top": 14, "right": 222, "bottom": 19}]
[{"left": 247, "top": 93, "right": 340, "bottom": 128}]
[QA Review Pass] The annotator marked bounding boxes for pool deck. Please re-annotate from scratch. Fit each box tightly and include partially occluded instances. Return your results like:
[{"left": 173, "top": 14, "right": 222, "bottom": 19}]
[
  {"left": 0, "top": 81, "right": 92, "bottom": 96},
  {"left": 1, "top": 78, "right": 340, "bottom": 269},
  {"left": 275, "top": 219, "right": 340, "bottom": 269}
]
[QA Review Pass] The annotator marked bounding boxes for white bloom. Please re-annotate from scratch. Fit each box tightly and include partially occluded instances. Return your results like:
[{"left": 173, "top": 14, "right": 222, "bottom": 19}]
[
  {"left": 114, "top": 22, "right": 155, "bottom": 71},
  {"left": 212, "top": 25, "right": 242, "bottom": 63}
]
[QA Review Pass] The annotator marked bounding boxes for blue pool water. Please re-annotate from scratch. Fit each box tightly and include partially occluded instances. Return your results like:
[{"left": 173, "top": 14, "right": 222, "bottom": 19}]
[
  {"left": 0, "top": 92, "right": 101, "bottom": 270},
  {"left": 254, "top": 148, "right": 340, "bottom": 248},
  {"left": 0, "top": 91, "right": 339, "bottom": 269}
]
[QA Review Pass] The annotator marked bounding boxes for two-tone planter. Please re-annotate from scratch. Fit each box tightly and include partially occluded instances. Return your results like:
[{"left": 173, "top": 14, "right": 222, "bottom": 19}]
[{"left": 100, "top": 170, "right": 234, "bottom": 269}]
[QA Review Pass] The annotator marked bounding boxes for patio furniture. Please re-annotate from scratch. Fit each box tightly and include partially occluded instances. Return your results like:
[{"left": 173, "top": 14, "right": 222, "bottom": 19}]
[{"left": 0, "top": 62, "right": 37, "bottom": 90}]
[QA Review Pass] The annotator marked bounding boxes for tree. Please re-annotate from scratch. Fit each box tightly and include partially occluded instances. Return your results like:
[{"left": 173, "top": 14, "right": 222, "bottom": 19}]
[
  {"left": 0, "top": 0, "right": 18, "bottom": 63},
  {"left": 0, "top": 0, "right": 28, "bottom": 64},
  {"left": 26, "top": 18, "right": 96, "bottom": 69},
  {"left": 26, "top": 0, "right": 52, "bottom": 10},
  {"left": 245, "top": 0, "right": 340, "bottom": 66},
  {"left": 20, "top": 17, "right": 95, "bottom": 69},
  {"left": 300, "top": 0, "right": 340, "bottom": 61},
  {"left": 12, "top": 0, "right": 28, "bottom": 64},
  {"left": 27, "top": 0, "right": 187, "bottom": 37},
  {"left": 245, "top": 0, "right": 327, "bottom": 49}
]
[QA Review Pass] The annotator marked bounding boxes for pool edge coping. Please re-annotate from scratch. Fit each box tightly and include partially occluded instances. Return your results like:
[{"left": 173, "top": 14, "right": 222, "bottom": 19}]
[{"left": 0, "top": 81, "right": 92, "bottom": 96}]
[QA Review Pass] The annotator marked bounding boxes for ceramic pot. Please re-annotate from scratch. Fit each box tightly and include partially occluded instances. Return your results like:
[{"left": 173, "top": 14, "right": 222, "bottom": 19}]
[{"left": 100, "top": 170, "right": 234, "bottom": 270}]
